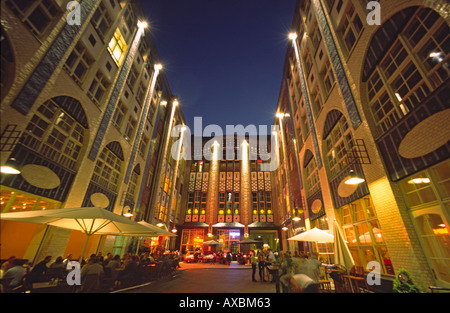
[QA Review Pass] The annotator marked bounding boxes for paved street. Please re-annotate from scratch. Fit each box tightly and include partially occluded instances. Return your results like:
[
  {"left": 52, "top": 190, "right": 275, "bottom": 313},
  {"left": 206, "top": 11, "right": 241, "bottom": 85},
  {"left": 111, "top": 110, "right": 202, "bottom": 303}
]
[{"left": 118, "top": 262, "right": 278, "bottom": 293}]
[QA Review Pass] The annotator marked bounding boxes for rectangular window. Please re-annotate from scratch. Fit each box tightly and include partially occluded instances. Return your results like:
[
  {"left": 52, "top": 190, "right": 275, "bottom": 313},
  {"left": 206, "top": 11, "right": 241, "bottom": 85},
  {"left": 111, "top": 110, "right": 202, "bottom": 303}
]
[
  {"left": 64, "top": 43, "right": 93, "bottom": 85},
  {"left": 91, "top": 1, "right": 112, "bottom": 40},
  {"left": 341, "top": 3, "right": 363, "bottom": 54},
  {"left": 6, "top": 0, "right": 60, "bottom": 37},
  {"left": 108, "top": 28, "right": 128, "bottom": 66},
  {"left": 112, "top": 101, "right": 127, "bottom": 129},
  {"left": 88, "top": 71, "right": 110, "bottom": 107},
  {"left": 320, "top": 59, "right": 335, "bottom": 95}
]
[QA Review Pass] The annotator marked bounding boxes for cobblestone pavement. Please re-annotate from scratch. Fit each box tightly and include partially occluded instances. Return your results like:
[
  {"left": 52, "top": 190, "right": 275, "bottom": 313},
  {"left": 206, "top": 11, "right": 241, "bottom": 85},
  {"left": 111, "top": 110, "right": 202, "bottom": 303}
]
[{"left": 118, "top": 261, "right": 278, "bottom": 293}]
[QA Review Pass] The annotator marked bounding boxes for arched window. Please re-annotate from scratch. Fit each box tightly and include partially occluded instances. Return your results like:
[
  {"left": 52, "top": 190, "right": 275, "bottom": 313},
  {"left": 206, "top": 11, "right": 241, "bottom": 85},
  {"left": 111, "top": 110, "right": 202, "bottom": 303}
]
[
  {"left": 91, "top": 142, "right": 123, "bottom": 193},
  {"left": 303, "top": 150, "right": 320, "bottom": 197},
  {"left": 1, "top": 27, "right": 14, "bottom": 100},
  {"left": 323, "top": 110, "right": 354, "bottom": 178},
  {"left": 21, "top": 96, "right": 88, "bottom": 171},
  {"left": 365, "top": 7, "right": 449, "bottom": 138}
]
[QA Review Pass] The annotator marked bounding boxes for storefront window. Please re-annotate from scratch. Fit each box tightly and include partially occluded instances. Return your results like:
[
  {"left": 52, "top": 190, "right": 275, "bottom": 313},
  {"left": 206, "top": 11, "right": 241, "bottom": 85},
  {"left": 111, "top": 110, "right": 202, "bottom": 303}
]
[
  {"left": 415, "top": 213, "right": 450, "bottom": 283},
  {"left": 180, "top": 229, "right": 205, "bottom": 254},
  {"left": 338, "top": 196, "right": 394, "bottom": 275},
  {"left": 1, "top": 187, "right": 60, "bottom": 213}
]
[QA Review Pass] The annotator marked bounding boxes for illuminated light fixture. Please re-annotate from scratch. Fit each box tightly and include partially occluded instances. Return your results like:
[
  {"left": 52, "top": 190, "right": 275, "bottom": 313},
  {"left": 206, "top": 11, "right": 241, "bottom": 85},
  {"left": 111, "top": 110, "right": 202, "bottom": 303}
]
[
  {"left": 181, "top": 125, "right": 187, "bottom": 132},
  {"left": 288, "top": 32, "right": 298, "bottom": 41},
  {"left": 137, "top": 20, "right": 149, "bottom": 29},
  {"left": 429, "top": 51, "right": 444, "bottom": 62},
  {"left": 123, "top": 209, "right": 133, "bottom": 217},
  {"left": 172, "top": 228, "right": 178, "bottom": 233},
  {"left": 292, "top": 217, "right": 301, "bottom": 222},
  {"left": 0, "top": 158, "right": 21, "bottom": 175},
  {"left": 173, "top": 99, "right": 179, "bottom": 107},
  {"left": 344, "top": 170, "right": 365, "bottom": 185},
  {"left": 154, "top": 63, "right": 163, "bottom": 71},
  {"left": 272, "top": 130, "right": 278, "bottom": 136},
  {"left": 160, "top": 100, "right": 168, "bottom": 106},
  {"left": 282, "top": 227, "right": 288, "bottom": 231},
  {"left": 408, "top": 177, "right": 431, "bottom": 184},
  {"left": 156, "top": 222, "right": 164, "bottom": 227}
]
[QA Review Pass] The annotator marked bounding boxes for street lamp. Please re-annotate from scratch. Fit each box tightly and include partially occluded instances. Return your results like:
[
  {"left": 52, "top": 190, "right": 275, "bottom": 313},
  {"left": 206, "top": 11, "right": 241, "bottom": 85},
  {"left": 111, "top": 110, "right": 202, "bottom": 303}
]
[
  {"left": 288, "top": 32, "right": 298, "bottom": 41},
  {"left": 137, "top": 20, "right": 149, "bottom": 29}
]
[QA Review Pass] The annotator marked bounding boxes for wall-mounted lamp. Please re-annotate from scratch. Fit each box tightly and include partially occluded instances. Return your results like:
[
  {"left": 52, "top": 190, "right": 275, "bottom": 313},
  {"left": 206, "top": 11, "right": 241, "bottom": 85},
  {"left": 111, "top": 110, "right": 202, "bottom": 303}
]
[{"left": 344, "top": 170, "right": 365, "bottom": 185}]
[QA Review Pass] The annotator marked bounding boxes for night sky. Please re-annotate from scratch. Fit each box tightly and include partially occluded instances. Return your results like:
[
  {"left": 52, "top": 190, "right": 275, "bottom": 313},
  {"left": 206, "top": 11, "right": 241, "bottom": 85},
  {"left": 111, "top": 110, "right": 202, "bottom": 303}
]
[{"left": 141, "top": 0, "right": 297, "bottom": 133}]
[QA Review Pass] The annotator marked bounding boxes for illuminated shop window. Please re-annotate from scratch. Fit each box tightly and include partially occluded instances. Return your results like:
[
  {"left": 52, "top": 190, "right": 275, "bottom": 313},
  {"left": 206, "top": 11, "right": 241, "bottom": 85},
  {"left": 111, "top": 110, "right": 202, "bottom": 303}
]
[
  {"left": 338, "top": 196, "right": 394, "bottom": 275},
  {"left": 1, "top": 187, "right": 60, "bottom": 213}
]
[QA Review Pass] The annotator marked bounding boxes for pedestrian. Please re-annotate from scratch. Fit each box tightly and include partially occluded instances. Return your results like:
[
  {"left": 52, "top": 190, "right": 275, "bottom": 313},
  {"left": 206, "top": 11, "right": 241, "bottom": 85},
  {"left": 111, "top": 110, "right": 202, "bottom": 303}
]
[
  {"left": 257, "top": 250, "right": 266, "bottom": 282},
  {"left": 250, "top": 250, "right": 258, "bottom": 282},
  {"left": 279, "top": 251, "right": 294, "bottom": 292}
]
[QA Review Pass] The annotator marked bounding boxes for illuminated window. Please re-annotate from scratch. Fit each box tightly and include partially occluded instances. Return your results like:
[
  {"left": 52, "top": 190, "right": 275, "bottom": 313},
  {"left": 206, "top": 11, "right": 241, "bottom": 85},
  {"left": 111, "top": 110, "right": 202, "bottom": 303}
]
[
  {"left": 338, "top": 196, "right": 394, "bottom": 275},
  {"left": 108, "top": 28, "right": 128, "bottom": 66}
]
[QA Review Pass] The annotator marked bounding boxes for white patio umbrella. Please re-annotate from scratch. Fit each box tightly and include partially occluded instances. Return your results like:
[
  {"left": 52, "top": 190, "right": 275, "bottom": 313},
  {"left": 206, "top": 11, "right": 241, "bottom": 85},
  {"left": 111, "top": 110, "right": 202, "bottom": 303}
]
[
  {"left": 333, "top": 220, "right": 355, "bottom": 292},
  {"left": 288, "top": 227, "right": 334, "bottom": 243},
  {"left": 0, "top": 207, "right": 152, "bottom": 262},
  {"left": 333, "top": 220, "right": 355, "bottom": 271},
  {"left": 203, "top": 240, "right": 221, "bottom": 246}
]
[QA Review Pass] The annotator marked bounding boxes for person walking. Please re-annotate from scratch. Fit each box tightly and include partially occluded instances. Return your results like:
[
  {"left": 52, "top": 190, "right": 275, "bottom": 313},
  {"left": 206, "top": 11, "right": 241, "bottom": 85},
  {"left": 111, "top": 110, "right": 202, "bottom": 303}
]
[
  {"left": 257, "top": 250, "right": 266, "bottom": 282},
  {"left": 250, "top": 250, "right": 258, "bottom": 282}
]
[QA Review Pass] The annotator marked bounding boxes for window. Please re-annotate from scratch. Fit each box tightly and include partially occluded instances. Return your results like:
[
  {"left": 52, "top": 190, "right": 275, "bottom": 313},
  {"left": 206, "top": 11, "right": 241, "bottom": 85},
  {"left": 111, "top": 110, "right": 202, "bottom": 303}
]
[
  {"left": 88, "top": 71, "right": 110, "bottom": 107},
  {"left": 92, "top": 146, "right": 122, "bottom": 192},
  {"left": 6, "top": 0, "right": 60, "bottom": 36},
  {"left": 305, "top": 158, "right": 320, "bottom": 196},
  {"left": 138, "top": 136, "right": 149, "bottom": 157},
  {"left": 108, "top": 28, "right": 128, "bottom": 66},
  {"left": 320, "top": 59, "right": 335, "bottom": 96},
  {"left": 338, "top": 196, "right": 395, "bottom": 275},
  {"left": 64, "top": 43, "right": 93, "bottom": 85},
  {"left": 124, "top": 117, "right": 137, "bottom": 141},
  {"left": 325, "top": 114, "right": 354, "bottom": 178},
  {"left": 310, "top": 86, "right": 323, "bottom": 118},
  {"left": 367, "top": 7, "right": 449, "bottom": 138},
  {"left": 340, "top": 3, "right": 363, "bottom": 54},
  {"left": 112, "top": 101, "right": 127, "bottom": 129},
  {"left": 91, "top": 1, "right": 112, "bottom": 40},
  {"left": 21, "top": 97, "right": 86, "bottom": 171},
  {"left": 0, "top": 27, "right": 14, "bottom": 100}
]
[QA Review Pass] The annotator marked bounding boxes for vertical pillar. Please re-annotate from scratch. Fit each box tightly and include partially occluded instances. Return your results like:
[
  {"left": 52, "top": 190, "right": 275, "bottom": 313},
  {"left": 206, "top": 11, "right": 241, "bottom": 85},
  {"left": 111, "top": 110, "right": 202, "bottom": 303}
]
[{"left": 88, "top": 20, "right": 148, "bottom": 160}]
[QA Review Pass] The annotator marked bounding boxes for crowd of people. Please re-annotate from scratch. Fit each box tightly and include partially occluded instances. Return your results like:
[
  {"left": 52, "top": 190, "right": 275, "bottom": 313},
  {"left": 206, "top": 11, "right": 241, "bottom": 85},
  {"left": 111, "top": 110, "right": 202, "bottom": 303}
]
[
  {"left": 0, "top": 250, "right": 182, "bottom": 293},
  {"left": 247, "top": 249, "right": 323, "bottom": 292}
]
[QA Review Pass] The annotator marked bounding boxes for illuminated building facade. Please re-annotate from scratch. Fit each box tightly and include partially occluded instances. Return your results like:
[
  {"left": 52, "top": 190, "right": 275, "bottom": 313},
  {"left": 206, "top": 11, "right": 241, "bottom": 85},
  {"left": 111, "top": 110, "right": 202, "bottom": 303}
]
[
  {"left": 0, "top": 0, "right": 185, "bottom": 261},
  {"left": 178, "top": 135, "right": 281, "bottom": 254},
  {"left": 274, "top": 0, "right": 449, "bottom": 290}
]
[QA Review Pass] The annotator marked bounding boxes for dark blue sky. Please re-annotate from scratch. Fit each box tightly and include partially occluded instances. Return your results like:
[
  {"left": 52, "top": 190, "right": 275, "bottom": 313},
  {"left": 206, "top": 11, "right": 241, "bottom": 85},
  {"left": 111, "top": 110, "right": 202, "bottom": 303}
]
[{"left": 142, "top": 0, "right": 296, "bottom": 132}]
